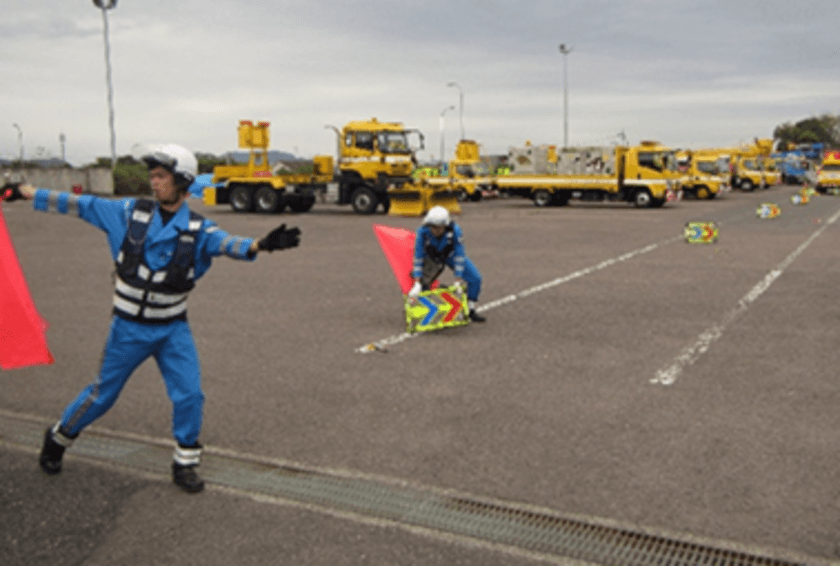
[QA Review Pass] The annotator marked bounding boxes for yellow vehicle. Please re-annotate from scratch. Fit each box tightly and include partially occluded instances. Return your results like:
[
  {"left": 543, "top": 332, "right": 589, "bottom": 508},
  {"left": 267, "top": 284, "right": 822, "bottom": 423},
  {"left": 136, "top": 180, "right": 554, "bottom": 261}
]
[
  {"left": 731, "top": 155, "right": 765, "bottom": 191},
  {"left": 815, "top": 150, "right": 840, "bottom": 193},
  {"left": 329, "top": 117, "right": 424, "bottom": 214},
  {"left": 387, "top": 139, "right": 490, "bottom": 216},
  {"left": 491, "top": 140, "right": 680, "bottom": 208},
  {"left": 419, "top": 140, "right": 490, "bottom": 201},
  {"left": 678, "top": 149, "right": 729, "bottom": 199},
  {"left": 205, "top": 118, "right": 425, "bottom": 214},
  {"left": 203, "top": 120, "right": 333, "bottom": 213}
]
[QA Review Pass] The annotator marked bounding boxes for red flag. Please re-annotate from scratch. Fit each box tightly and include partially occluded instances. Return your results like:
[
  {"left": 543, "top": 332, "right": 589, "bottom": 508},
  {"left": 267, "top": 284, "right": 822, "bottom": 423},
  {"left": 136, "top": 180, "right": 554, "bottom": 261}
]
[
  {"left": 373, "top": 224, "right": 440, "bottom": 294},
  {"left": 0, "top": 204, "right": 53, "bottom": 369}
]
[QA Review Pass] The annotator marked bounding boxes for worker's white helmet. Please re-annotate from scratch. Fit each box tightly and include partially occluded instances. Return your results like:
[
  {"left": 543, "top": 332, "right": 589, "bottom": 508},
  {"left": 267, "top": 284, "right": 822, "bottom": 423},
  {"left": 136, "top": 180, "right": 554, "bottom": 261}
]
[
  {"left": 134, "top": 143, "right": 198, "bottom": 189},
  {"left": 423, "top": 206, "right": 450, "bottom": 226}
]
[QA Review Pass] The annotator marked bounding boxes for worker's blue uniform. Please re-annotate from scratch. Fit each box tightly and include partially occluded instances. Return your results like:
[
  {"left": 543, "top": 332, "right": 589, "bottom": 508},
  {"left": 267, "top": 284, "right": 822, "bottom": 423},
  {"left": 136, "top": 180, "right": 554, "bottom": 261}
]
[
  {"left": 32, "top": 189, "right": 256, "bottom": 459},
  {"left": 412, "top": 223, "right": 482, "bottom": 301}
]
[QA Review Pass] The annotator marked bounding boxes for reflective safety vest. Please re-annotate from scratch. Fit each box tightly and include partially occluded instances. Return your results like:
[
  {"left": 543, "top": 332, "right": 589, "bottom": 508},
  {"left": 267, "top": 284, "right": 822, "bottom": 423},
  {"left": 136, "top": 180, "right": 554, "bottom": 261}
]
[{"left": 112, "top": 200, "right": 203, "bottom": 324}]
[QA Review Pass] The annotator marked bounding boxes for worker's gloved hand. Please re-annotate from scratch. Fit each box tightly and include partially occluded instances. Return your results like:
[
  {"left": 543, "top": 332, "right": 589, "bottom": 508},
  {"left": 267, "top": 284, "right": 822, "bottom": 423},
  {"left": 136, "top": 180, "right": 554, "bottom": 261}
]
[
  {"left": 408, "top": 281, "right": 422, "bottom": 299},
  {"left": 1, "top": 184, "right": 22, "bottom": 202},
  {"left": 258, "top": 224, "right": 301, "bottom": 252}
]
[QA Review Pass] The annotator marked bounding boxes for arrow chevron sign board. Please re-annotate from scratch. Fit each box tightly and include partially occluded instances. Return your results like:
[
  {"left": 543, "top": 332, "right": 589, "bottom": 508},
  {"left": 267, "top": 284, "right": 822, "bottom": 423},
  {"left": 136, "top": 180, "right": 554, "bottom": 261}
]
[
  {"left": 404, "top": 285, "right": 470, "bottom": 333},
  {"left": 684, "top": 221, "right": 718, "bottom": 244}
]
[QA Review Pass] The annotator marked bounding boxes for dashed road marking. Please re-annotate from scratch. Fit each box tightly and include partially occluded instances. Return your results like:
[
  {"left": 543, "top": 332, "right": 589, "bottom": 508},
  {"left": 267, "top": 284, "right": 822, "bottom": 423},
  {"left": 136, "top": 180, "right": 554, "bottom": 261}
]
[{"left": 652, "top": 205, "right": 840, "bottom": 385}]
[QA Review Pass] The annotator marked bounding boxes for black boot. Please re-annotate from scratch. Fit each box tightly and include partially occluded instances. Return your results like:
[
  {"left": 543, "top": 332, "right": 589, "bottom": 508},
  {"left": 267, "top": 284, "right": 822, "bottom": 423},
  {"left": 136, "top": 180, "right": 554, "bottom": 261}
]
[
  {"left": 468, "top": 309, "right": 486, "bottom": 323},
  {"left": 39, "top": 428, "right": 66, "bottom": 475},
  {"left": 172, "top": 463, "right": 205, "bottom": 493}
]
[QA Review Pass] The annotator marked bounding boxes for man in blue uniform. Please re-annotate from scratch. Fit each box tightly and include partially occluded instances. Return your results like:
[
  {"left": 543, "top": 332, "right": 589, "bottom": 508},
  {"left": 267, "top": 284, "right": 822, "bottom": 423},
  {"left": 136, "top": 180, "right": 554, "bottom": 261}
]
[
  {"left": 7, "top": 143, "right": 300, "bottom": 493},
  {"left": 408, "top": 206, "right": 485, "bottom": 323}
]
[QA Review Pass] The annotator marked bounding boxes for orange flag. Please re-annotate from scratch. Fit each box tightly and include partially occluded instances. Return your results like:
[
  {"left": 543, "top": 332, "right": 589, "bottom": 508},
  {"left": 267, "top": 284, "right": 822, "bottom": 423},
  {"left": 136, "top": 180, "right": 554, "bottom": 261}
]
[{"left": 0, "top": 204, "right": 53, "bottom": 369}]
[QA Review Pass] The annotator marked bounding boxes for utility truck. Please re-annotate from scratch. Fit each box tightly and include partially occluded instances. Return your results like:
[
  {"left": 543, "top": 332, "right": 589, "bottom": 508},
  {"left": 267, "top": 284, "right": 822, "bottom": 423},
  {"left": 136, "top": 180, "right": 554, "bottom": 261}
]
[
  {"left": 204, "top": 118, "right": 425, "bottom": 215},
  {"left": 490, "top": 141, "right": 681, "bottom": 208},
  {"left": 815, "top": 150, "right": 840, "bottom": 193},
  {"left": 677, "top": 149, "right": 729, "bottom": 199}
]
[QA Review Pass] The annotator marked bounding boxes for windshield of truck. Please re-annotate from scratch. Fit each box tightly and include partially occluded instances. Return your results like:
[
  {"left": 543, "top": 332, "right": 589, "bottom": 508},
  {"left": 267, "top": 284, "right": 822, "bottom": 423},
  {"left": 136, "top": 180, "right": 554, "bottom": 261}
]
[
  {"left": 696, "top": 161, "right": 717, "bottom": 175},
  {"left": 638, "top": 151, "right": 677, "bottom": 172},
  {"left": 742, "top": 158, "right": 760, "bottom": 170},
  {"left": 377, "top": 132, "right": 411, "bottom": 154}
]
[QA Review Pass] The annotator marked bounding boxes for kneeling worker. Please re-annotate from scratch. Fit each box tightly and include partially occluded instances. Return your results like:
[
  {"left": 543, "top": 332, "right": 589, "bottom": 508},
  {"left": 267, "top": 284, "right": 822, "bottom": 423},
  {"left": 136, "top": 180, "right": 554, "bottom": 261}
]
[
  {"left": 408, "top": 206, "right": 485, "bottom": 322},
  {"left": 5, "top": 143, "right": 301, "bottom": 493}
]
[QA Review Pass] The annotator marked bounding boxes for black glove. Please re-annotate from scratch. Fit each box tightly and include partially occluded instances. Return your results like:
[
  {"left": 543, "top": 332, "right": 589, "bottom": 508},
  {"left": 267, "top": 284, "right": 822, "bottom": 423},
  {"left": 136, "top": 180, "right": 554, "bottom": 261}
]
[
  {"left": 258, "top": 224, "right": 301, "bottom": 252},
  {"left": 1, "top": 183, "right": 22, "bottom": 202}
]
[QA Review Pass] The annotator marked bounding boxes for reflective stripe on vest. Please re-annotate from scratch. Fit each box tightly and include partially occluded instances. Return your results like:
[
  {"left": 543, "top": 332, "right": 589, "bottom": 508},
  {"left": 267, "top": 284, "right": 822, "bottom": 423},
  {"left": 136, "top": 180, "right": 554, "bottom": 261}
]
[{"left": 112, "top": 200, "right": 202, "bottom": 324}]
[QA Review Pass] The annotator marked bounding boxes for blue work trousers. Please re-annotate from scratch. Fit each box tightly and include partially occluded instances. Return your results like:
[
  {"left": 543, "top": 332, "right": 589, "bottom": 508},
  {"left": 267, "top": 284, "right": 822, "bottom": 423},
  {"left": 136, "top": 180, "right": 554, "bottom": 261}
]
[
  {"left": 448, "top": 257, "right": 482, "bottom": 301},
  {"left": 60, "top": 316, "right": 204, "bottom": 447}
]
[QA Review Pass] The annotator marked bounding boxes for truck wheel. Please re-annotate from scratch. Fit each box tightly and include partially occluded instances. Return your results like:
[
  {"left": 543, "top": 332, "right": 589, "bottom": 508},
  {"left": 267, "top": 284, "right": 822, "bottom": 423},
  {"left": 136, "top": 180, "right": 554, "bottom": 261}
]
[
  {"left": 739, "top": 179, "right": 754, "bottom": 191},
  {"left": 533, "top": 189, "right": 552, "bottom": 207},
  {"left": 288, "top": 195, "right": 316, "bottom": 213},
  {"left": 696, "top": 186, "right": 709, "bottom": 199},
  {"left": 351, "top": 186, "right": 378, "bottom": 214},
  {"left": 254, "top": 186, "right": 280, "bottom": 213},
  {"left": 633, "top": 189, "right": 652, "bottom": 208},
  {"left": 456, "top": 189, "right": 469, "bottom": 202},
  {"left": 230, "top": 185, "right": 254, "bottom": 212}
]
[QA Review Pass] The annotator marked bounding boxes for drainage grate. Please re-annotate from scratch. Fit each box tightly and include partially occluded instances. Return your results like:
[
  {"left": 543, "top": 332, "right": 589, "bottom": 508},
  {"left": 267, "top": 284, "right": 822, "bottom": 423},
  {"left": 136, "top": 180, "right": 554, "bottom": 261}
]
[{"left": 0, "top": 412, "right": 820, "bottom": 566}]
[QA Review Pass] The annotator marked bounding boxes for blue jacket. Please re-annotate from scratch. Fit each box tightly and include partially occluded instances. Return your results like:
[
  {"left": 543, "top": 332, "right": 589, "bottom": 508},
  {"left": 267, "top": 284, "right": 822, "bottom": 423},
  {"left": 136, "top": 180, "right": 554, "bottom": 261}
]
[
  {"left": 412, "top": 223, "right": 466, "bottom": 279},
  {"left": 32, "top": 190, "right": 256, "bottom": 281}
]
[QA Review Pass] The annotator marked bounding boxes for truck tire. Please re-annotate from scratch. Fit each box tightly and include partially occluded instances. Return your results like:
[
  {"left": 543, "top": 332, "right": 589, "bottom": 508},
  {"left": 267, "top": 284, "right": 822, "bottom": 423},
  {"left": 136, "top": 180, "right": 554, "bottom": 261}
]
[
  {"left": 254, "top": 185, "right": 280, "bottom": 213},
  {"left": 351, "top": 186, "right": 378, "bottom": 214},
  {"left": 696, "top": 186, "right": 709, "bottom": 199},
  {"left": 230, "top": 185, "right": 254, "bottom": 212},
  {"left": 633, "top": 188, "right": 652, "bottom": 208},
  {"left": 739, "top": 179, "right": 754, "bottom": 191},
  {"left": 288, "top": 195, "right": 316, "bottom": 213},
  {"left": 533, "top": 189, "right": 552, "bottom": 207}
]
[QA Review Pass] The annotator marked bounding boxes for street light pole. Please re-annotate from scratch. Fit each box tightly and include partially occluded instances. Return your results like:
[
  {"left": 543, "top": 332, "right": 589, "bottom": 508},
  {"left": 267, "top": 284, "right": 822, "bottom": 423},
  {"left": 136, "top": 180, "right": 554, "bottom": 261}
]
[
  {"left": 447, "top": 82, "right": 465, "bottom": 141},
  {"left": 439, "top": 105, "right": 455, "bottom": 166},
  {"left": 558, "top": 43, "right": 573, "bottom": 149},
  {"left": 94, "top": 0, "right": 118, "bottom": 170},
  {"left": 12, "top": 123, "right": 23, "bottom": 162}
]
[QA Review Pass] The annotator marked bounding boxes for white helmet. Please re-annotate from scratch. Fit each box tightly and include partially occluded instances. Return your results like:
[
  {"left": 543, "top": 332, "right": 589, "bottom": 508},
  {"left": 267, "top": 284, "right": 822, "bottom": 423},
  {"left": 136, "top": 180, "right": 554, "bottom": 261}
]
[
  {"left": 134, "top": 143, "right": 198, "bottom": 188},
  {"left": 423, "top": 206, "right": 450, "bottom": 226}
]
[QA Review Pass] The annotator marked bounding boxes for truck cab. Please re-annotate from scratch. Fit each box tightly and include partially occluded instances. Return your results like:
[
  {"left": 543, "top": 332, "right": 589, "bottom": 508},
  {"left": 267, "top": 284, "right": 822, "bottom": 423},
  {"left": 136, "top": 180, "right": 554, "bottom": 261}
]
[
  {"left": 621, "top": 141, "right": 681, "bottom": 206},
  {"left": 334, "top": 118, "right": 424, "bottom": 214},
  {"left": 816, "top": 151, "right": 840, "bottom": 194},
  {"left": 679, "top": 150, "right": 729, "bottom": 199},
  {"left": 732, "top": 155, "right": 764, "bottom": 191}
]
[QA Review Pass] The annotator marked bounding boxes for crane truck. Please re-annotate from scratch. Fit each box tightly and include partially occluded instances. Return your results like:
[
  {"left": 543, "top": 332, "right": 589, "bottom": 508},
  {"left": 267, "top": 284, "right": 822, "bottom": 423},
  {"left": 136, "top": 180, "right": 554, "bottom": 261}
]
[
  {"left": 677, "top": 149, "right": 729, "bottom": 199},
  {"left": 203, "top": 118, "right": 425, "bottom": 214}
]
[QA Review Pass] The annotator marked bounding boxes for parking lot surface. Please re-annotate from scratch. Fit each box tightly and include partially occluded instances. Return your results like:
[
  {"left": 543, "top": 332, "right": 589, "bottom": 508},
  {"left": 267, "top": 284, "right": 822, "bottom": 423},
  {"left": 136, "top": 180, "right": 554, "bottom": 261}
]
[{"left": 2, "top": 186, "right": 839, "bottom": 565}]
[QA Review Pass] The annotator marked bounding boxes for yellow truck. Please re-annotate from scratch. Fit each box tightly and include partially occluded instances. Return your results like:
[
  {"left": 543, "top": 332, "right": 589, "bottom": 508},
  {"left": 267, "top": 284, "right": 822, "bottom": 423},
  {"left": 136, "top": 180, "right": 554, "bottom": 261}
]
[
  {"left": 815, "top": 150, "right": 840, "bottom": 193},
  {"left": 677, "top": 149, "right": 729, "bottom": 199},
  {"left": 489, "top": 140, "right": 681, "bottom": 208},
  {"left": 203, "top": 120, "right": 333, "bottom": 213},
  {"left": 205, "top": 118, "right": 425, "bottom": 214}
]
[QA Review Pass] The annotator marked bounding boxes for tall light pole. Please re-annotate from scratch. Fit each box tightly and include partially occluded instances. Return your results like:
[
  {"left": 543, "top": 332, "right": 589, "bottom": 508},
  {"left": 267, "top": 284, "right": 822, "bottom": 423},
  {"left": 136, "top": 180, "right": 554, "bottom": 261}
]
[
  {"left": 439, "top": 105, "right": 455, "bottom": 166},
  {"left": 94, "top": 0, "right": 118, "bottom": 170},
  {"left": 12, "top": 123, "right": 23, "bottom": 162},
  {"left": 447, "top": 82, "right": 465, "bottom": 141},
  {"left": 558, "top": 43, "right": 573, "bottom": 149}
]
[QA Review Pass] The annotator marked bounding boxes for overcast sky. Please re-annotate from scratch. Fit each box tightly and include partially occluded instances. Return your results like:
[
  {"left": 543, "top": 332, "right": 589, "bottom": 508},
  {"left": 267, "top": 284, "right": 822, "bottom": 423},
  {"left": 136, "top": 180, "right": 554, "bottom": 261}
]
[{"left": 3, "top": 0, "right": 839, "bottom": 166}]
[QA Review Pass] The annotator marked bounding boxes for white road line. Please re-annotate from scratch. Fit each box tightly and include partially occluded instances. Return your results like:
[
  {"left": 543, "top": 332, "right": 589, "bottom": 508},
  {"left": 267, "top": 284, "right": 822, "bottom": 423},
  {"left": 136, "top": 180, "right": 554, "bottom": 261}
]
[
  {"left": 356, "top": 234, "right": 682, "bottom": 353},
  {"left": 651, "top": 206, "right": 840, "bottom": 386}
]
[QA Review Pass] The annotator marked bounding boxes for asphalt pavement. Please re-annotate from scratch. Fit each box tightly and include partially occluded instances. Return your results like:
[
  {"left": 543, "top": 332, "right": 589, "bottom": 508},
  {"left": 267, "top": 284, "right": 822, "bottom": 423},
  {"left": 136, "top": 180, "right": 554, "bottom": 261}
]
[{"left": 2, "top": 185, "right": 840, "bottom": 565}]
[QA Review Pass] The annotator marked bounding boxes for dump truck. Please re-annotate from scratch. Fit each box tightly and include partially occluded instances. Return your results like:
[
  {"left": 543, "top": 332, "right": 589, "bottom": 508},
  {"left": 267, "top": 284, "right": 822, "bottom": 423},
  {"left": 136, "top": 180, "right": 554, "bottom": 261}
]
[
  {"left": 203, "top": 120, "right": 333, "bottom": 213},
  {"left": 489, "top": 140, "right": 681, "bottom": 208},
  {"left": 677, "top": 149, "right": 729, "bottom": 199}
]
